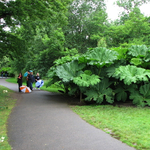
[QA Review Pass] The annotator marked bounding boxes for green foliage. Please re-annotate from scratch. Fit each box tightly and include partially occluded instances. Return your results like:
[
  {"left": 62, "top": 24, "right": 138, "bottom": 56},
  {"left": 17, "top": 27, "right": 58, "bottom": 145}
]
[
  {"left": 115, "top": 86, "right": 128, "bottom": 102},
  {"left": 0, "top": 86, "right": 16, "bottom": 149},
  {"left": 127, "top": 45, "right": 150, "bottom": 68},
  {"left": 84, "top": 78, "right": 114, "bottom": 104},
  {"left": 111, "top": 47, "right": 128, "bottom": 59},
  {"left": 116, "top": 0, "right": 149, "bottom": 13},
  {"left": 1, "top": 0, "right": 68, "bottom": 58},
  {"left": 107, "top": 7, "right": 150, "bottom": 47},
  {"left": 85, "top": 47, "right": 118, "bottom": 67},
  {"left": 63, "top": 0, "right": 107, "bottom": 53},
  {"left": 73, "top": 73, "right": 100, "bottom": 87},
  {"left": 114, "top": 84, "right": 137, "bottom": 102},
  {"left": 54, "top": 55, "right": 79, "bottom": 66},
  {"left": 106, "top": 61, "right": 126, "bottom": 78},
  {"left": 97, "top": 37, "right": 107, "bottom": 47},
  {"left": 130, "top": 83, "right": 150, "bottom": 107},
  {"left": 114, "top": 65, "right": 150, "bottom": 85},
  {"left": 128, "top": 45, "right": 149, "bottom": 57},
  {"left": 55, "top": 60, "right": 86, "bottom": 82},
  {"left": 46, "top": 45, "right": 150, "bottom": 106},
  {"left": 130, "top": 58, "right": 142, "bottom": 66}
]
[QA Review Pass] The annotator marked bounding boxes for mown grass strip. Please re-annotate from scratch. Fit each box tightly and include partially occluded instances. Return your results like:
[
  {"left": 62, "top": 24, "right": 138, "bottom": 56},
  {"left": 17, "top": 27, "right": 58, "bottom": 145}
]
[
  {"left": 71, "top": 105, "right": 150, "bottom": 150},
  {"left": 0, "top": 85, "right": 16, "bottom": 150}
]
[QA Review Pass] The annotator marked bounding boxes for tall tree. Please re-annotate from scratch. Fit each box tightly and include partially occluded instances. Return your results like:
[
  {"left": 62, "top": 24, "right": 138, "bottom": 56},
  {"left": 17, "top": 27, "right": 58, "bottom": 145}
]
[
  {"left": 0, "top": 0, "right": 70, "bottom": 59},
  {"left": 115, "top": 0, "right": 150, "bottom": 13},
  {"left": 107, "top": 7, "right": 150, "bottom": 47},
  {"left": 63, "top": 0, "right": 107, "bottom": 53},
  {"left": 114, "top": 0, "right": 150, "bottom": 25}
]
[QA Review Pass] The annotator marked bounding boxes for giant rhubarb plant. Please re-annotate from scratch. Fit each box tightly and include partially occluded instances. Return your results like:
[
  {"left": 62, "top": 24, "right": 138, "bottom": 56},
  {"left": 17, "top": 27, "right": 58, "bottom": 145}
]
[
  {"left": 55, "top": 60, "right": 85, "bottom": 82},
  {"left": 114, "top": 65, "right": 150, "bottom": 85},
  {"left": 84, "top": 78, "right": 114, "bottom": 104},
  {"left": 128, "top": 45, "right": 150, "bottom": 67},
  {"left": 73, "top": 70, "right": 100, "bottom": 87},
  {"left": 79, "top": 47, "right": 118, "bottom": 68},
  {"left": 130, "top": 83, "right": 150, "bottom": 107},
  {"left": 128, "top": 45, "right": 149, "bottom": 57}
]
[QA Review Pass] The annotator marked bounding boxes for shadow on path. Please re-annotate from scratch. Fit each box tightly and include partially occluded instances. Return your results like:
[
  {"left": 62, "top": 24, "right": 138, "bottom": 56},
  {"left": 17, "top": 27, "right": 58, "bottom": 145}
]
[{"left": 0, "top": 79, "right": 136, "bottom": 150}]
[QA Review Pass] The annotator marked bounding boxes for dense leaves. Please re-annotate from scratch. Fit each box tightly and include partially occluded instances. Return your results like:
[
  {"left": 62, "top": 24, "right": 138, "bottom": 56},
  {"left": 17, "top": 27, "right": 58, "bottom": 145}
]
[
  {"left": 85, "top": 47, "right": 118, "bottom": 67},
  {"left": 130, "top": 83, "right": 150, "bottom": 106},
  {"left": 84, "top": 78, "right": 114, "bottom": 104},
  {"left": 114, "top": 65, "right": 150, "bottom": 85},
  {"left": 55, "top": 60, "right": 85, "bottom": 82},
  {"left": 46, "top": 45, "right": 150, "bottom": 106},
  {"left": 73, "top": 73, "right": 100, "bottom": 87}
]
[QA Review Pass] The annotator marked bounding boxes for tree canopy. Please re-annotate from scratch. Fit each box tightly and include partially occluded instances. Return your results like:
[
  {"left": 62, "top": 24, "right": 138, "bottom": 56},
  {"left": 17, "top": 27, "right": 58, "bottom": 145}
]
[
  {"left": 1, "top": 0, "right": 150, "bottom": 81},
  {"left": 0, "top": 0, "right": 70, "bottom": 59}
]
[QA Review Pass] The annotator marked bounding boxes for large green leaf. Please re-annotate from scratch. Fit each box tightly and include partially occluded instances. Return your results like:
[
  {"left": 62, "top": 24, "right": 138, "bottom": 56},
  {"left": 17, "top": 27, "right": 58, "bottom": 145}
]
[
  {"left": 115, "top": 84, "right": 137, "bottom": 102},
  {"left": 128, "top": 45, "right": 149, "bottom": 57},
  {"left": 73, "top": 73, "right": 100, "bottom": 87},
  {"left": 139, "top": 83, "right": 150, "bottom": 98},
  {"left": 130, "top": 83, "right": 150, "bottom": 107},
  {"left": 130, "top": 58, "right": 143, "bottom": 66},
  {"left": 106, "top": 62, "right": 124, "bottom": 78},
  {"left": 47, "top": 66, "right": 56, "bottom": 78},
  {"left": 85, "top": 47, "right": 118, "bottom": 67},
  {"left": 115, "top": 86, "right": 127, "bottom": 102},
  {"left": 111, "top": 47, "right": 128, "bottom": 60},
  {"left": 129, "top": 91, "right": 147, "bottom": 107},
  {"left": 55, "top": 60, "right": 85, "bottom": 82},
  {"left": 84, "top": 78, "right": 114, "bottom": 104},
  {"left": 114, "top": 65, "right": 150, "bottom": 85}
]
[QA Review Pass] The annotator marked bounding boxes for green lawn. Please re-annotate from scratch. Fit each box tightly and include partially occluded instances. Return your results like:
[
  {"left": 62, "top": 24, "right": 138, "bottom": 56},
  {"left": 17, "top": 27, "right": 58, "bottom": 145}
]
[
  {"left": 71, "top": 105, "right": 150, "bottom": 150},
  {"left": 0, "top": 86, "right": 16, "bottom": 150}
]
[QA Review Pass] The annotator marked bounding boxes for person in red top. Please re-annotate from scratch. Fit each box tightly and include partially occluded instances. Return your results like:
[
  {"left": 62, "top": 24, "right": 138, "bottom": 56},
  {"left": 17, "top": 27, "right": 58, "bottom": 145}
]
[{"left": 17, "top": 73, "right": 23, "bottom": 92}]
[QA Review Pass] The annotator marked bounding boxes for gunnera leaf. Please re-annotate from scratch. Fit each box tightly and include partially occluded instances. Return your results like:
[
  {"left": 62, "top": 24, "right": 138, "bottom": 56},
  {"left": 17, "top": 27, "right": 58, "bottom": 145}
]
[
  {"left": 84, "top": 78, "right": 114, "bottom": 104},
  {"left": 85, "top": 47, "right": 118, "bottom": 67},
  {"left": 129, "top": 91, "right": 146, "bottom": 107},
  {"left": 114, "top": 65, "right": 150, "bottom": 85},
  {"left": 130, "top": 58, "right": 143, "bottom": 66},
  {"left": 55, "top": 60, "right": 85, "bottom": 82},
  {"left": 73, "top": 74, "right": 100, "bottom": 87},
  {"left": 128, "top": 45, "right": 148, "bottom": 57},
  {"left": 129, "top": 83, "right": 150, "bottom": 107}
]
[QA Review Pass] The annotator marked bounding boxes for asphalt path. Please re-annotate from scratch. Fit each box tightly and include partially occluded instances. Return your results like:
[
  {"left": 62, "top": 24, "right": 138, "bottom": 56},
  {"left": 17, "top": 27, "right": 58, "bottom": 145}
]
[{"left": 0, "top": 78, "right": 136, "bottom": 150}]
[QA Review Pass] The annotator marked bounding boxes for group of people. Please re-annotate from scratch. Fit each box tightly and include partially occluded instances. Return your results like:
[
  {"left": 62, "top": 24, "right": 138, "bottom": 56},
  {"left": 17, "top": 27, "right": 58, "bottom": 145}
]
[
  {"left": 17, "top": 70, "right": 40, "bottom": 92},
  {"left": 1, "top": 71, "right": 8, "bottom": 78}
]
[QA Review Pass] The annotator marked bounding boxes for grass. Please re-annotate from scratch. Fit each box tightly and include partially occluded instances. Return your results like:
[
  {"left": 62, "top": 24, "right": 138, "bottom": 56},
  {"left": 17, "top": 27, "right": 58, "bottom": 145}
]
[
  {"left": 0, "top": 86, "right": 16, "bottom": 150},
  {"left": 71, "top": 105, "right": 150, "bottom": 150}
]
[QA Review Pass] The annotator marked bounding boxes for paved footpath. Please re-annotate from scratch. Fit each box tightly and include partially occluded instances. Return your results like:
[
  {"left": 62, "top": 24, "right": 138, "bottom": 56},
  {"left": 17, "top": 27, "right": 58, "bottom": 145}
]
[{"left": 0, "top": 78, "right": 136, "bottom": 150}]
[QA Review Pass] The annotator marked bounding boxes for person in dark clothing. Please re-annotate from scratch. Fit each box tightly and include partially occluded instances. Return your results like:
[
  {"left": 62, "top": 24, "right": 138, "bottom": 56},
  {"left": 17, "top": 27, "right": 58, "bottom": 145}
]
[
  {"left": 5, "top": 71, "right": 8, "bottom": 78},
  {"left": 26, "top": 70, "right": 33, "bottom": 90},
  {"left": 35, "top": 73, "right": 40, "bottom": 82},
  {"left": 26, "top": 71, "right": 30, "bottom": 87},
  {"left": 30, "top": 71, "right": 34, "bottom": 90},
  {"left": 17, "top": 73, "right": 23, "bottom": 92},
  {"left": 34, "top": 73, "right": 40, "bottom": 90},
  {"left": 1, "top": 71, "right": 4, "bottom": 78}
]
